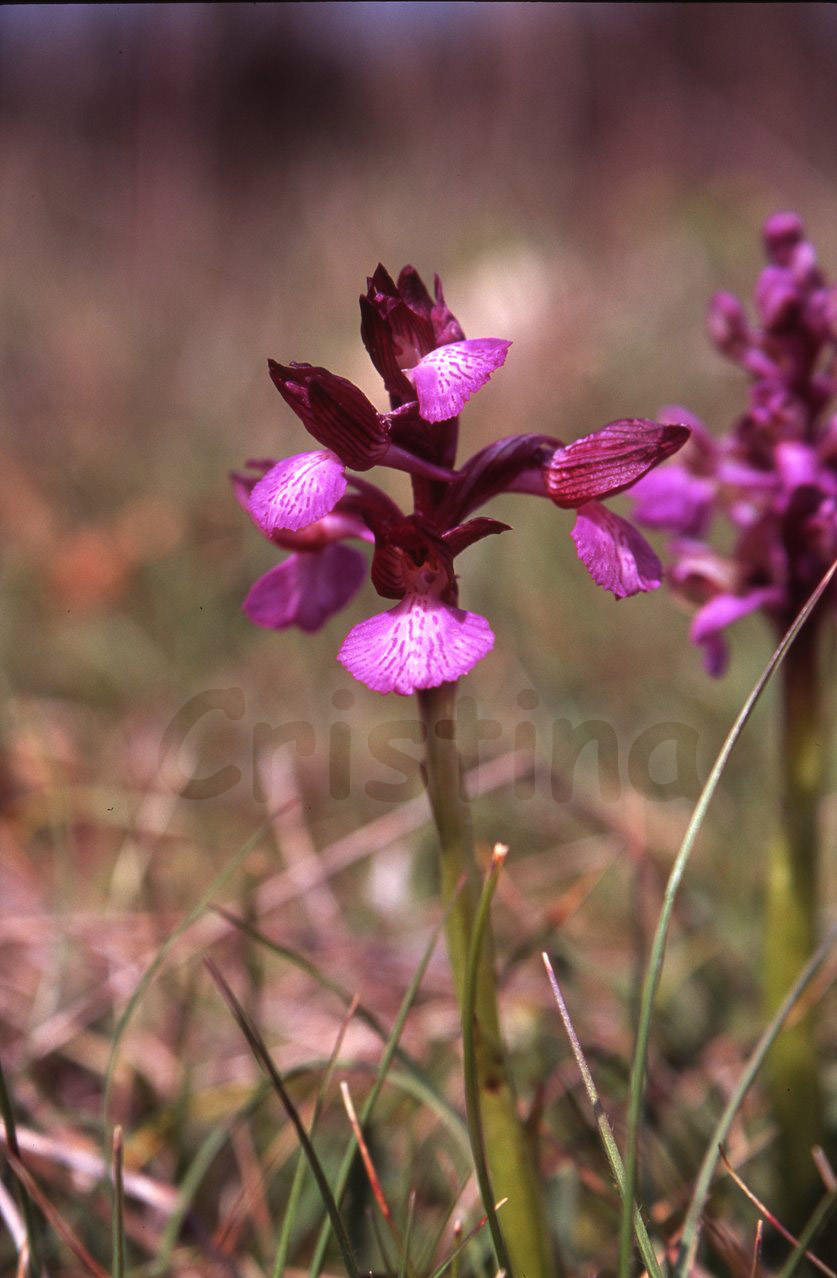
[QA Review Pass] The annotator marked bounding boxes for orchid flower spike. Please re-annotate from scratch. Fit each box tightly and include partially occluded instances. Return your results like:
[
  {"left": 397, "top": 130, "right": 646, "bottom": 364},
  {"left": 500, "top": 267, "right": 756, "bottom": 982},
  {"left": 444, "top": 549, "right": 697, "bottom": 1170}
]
[
  {"left": 629, "top": 213, "right": 837, "bottom": 674},
  {"left": 234, "top": 264, "right": 689, "bottom": 693}
]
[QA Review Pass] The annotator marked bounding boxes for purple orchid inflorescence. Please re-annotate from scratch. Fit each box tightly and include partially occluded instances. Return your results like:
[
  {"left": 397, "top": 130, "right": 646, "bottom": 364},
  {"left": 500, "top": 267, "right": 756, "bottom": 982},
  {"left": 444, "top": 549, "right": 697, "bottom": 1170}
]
[
  {"left": 233, "top": 265, "right": 689, "bottom": 694},
  {"left": 629, "top": 213, "right": 837, "bottom": 676}
]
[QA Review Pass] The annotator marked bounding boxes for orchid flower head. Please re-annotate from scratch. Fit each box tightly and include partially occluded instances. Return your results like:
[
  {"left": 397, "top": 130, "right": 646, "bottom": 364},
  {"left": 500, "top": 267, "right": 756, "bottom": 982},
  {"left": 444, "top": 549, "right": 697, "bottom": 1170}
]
[{"left": 234, "top": 264, "right": 689, "bottom": 693}]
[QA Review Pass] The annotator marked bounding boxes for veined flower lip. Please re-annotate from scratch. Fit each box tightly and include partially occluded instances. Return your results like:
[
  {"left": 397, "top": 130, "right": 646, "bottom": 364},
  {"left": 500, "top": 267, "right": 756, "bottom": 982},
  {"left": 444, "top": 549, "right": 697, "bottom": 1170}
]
[{"left": 337, "top": 591, "right": 495, "bottom": 695}]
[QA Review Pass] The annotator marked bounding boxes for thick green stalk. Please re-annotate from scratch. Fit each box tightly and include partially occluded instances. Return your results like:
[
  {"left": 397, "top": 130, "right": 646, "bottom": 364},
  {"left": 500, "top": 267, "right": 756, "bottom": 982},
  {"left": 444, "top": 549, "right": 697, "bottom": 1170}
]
[
  {"left": 418, "top": 683, "right": 560, "bottom": 1278},
  {"left": 763, "top": 614, "right": 826, "bottom": 1222}
]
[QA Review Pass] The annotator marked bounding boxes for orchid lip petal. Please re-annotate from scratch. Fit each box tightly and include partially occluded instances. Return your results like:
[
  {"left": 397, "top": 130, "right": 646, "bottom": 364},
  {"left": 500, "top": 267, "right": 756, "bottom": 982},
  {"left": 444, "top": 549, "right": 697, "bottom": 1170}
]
[
  {"left": 403, "top": 339, "right": 511, "bottom": 423},
  {"left": 249, "top": 451, "right": 347, "bottom": 534},
  {"left": 571, "top": 501, "right": 663, "bottom": 598},
  {"left": 337, "top": 594, "right": 494, "bottom": 694}
]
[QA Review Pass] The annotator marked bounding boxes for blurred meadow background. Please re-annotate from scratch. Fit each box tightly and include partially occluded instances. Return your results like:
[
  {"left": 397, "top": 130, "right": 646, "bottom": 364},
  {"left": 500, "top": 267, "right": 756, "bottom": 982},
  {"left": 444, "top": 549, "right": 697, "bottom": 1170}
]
[{"left": 1, "top": 3, "right": 836, "bottom": 1274}]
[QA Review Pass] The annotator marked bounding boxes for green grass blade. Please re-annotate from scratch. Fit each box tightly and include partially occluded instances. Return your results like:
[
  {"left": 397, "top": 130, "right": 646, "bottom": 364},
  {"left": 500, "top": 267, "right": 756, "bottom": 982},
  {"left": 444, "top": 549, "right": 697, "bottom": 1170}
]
[
  {"left": 103, "top": 814, "right": 277, "bottom": 1143},
  {"left": 369, "top": 1201, "right": 399, "bottom": 1275},
  {"left": 541, "top": 953, "right": 664, "bottom": 1278},
  {"left": 0, "top": 1056, "right": 44, "bottom": 1278},
  {"left": 776, "top": 1185, "right": 837, "bottom": 1278},
  {"left": 675, "top": 920, "right": 837, "bottom": 1277},
  {"left": 460, "top": 847, "right": 512, "bottom": 1276},
  {"left": 426, "top": 1203, "right": 501, "bottom": 1278},
  {"left": 384, "top": 1070, "right": 471, "bottom": 1162},
  {"left": 417, "top": 1168, "right": 472, "bottom": 1275},
  {"left": 205, "top": 958, "right": 361, "bottom": 1278},
  {"left": 214, "top": 906, "right": 464, "bottom": 1132},
  {"left": 150, "top": 1080, "right": 271, "bottom": 1276},
  {"left": 271, "top": 995, "right": 359, "bottom": 1278},
  {"left": 398, "top": 1191, "right": 417, "bottom": 1278},
  {"left": 111, "top": 1126, "right": 126, "bottom": 1278},
  {"left": 308, "top": 915, "right": 443, "bottom": 1278},
  {"left": 618, "top": 560, "right": 837, "bottom": 1278},
  {"left": 7, "top": 1148, "right": 109, "bottom": 1278}
]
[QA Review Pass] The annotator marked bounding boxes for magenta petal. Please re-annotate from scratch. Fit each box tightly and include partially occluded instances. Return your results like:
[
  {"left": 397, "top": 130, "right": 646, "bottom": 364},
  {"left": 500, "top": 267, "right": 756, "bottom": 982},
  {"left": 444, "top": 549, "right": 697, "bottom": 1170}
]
[
  {"left": 775, "top": 441, "right": 819, "bottom": 492},
  {"left": 249, "top": 451, "right": 347, "bottom": 533},
  {"left": 571, "top": 501, "right": 663, "bottom": 598},
  {"left": 630, "top": 466, "right": 715, "bottom": 536},
  {"left": 337, "top": 595, "right": 494, "bottom": 694},
  {"left": 690, "top": 588, "right": 782, "bottom": 676},
  {"left": 756, "top": 265, "right": 800, "bottom": 328},
  {"left": 243, "top": 545, "right": 367, "bottom": 634},
  {"left": 691, "top": 588, "right": 779, "bottom": 644},
  {"left": 403, "top": 339, "right": 511, "bottom": 423}
]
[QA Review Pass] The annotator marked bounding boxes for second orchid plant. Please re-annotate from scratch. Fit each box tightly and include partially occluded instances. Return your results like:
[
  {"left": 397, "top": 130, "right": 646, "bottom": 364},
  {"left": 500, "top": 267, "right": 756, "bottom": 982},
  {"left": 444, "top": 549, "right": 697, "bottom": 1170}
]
[
  {"left": 629, "top": 213, "right": 837, "bottom": 1225},
  {"left": 233, "top": 264, "right": 688, "bottom": 1278}
]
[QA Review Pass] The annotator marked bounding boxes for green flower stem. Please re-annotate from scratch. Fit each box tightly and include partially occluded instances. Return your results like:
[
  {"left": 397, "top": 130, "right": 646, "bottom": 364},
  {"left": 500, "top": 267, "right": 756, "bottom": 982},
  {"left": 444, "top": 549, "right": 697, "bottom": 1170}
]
[
  {"left": 418, "top": 682, "right": 561, "bottom": 1278},
  {"left": 764, "top": 612, "right": 827, "bottom": 1221}
]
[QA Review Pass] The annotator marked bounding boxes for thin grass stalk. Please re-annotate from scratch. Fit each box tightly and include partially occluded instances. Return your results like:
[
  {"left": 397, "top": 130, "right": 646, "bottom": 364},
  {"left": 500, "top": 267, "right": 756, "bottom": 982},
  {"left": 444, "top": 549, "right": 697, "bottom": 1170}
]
[
  {"left": 205, "top": 959, "right": 361, "bottom": 1278},
  {"left": 461, "top": 845, "right": 512, "bottom": 1276},
  {"left": 418, "top": 680, "right": 559, "bottom": 1278},
  {"left": 427, "top": 1203, "right": 503, "bottom": 1278},
  {"left": 449, "top": 1221, "right": 463, "bottom": 1278},
  {"left": 368, "top": 1202, "right": 398, "bottom": 1276},
  {"left": 272, "top": 997, "right": 359, "bottom": 1278},
  {"left": 384, "top": 1069, "right": 471, "bottom": 1160},
  {"left": 749, "top": 1220, "right": 764, "bottom": 1278},
  {"left": 0, "top": 1177, "right": 27, "bottom": 1273},
  {"left": 399, "top": 1191, "right": 417, "bottom": 1278},
  {"left": 417, "top": 1170, "right": 471, "bottom": 1276},
  {"left": 111, "top": 1126, "right": 126, "bottom": 1278},
  {"left": 339, "top": 1079, "right": 401, "bottom": 1248},
  {"left": 214, "top": 906, "right": 466, "bottom": 1141},
  {"left": 775, "top": 1185, "right": 837, "bottom": 1278},
  {"left": 150, "top": 1081, "right": 270, "bottom": 1275},
  {"left": 617, "top": 561, "right": 837, "bottom": 1278},
  {"left": 674, "top": 920, "right": 837, "bottom": 1277},
  {"left": 541, "top": 953, "right": 665, "bottom": 1278},
  {"left": 764, "top": 609, "right": 827, "bottom": 1221},
  {"left": 6, "top": 1149, "right": 109, "bottom": 1278},
  {"left": 0, "top": 1058, "right": 44, "bottom": 1278},
  {"left": 717, "top": 1149, "right": 836, "bottom": 1278},
  {"left": 308, "top": 915, "right": 443, "bottom": 1278},
  {"left": 103, "top": 812, "right": 280, "bottom": 1141}
]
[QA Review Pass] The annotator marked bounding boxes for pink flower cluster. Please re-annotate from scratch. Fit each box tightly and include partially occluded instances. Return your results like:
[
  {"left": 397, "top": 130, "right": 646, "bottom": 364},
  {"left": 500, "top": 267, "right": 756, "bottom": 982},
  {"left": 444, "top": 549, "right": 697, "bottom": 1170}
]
[
  {"left": 630, "top": 214, "right": 837, "bottom": 674},
  {"left": 233, "top": 266, "right": 688, "bottom": 694}
]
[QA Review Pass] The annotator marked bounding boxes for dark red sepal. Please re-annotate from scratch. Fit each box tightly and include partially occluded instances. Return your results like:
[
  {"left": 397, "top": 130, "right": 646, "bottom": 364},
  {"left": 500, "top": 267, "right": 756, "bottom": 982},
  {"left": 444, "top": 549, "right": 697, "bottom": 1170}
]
[
  {"left": 268, "top": 361, "right": 389, "bottom": 469},
  {"left": 443, "top": 517, "right": 511, "bottom": 558},
  {"left": 546, "top": 420, "right": 690, "bottom": 509},
  {"left": 444, "top": 433, "right": 560, "bottom": 523}
]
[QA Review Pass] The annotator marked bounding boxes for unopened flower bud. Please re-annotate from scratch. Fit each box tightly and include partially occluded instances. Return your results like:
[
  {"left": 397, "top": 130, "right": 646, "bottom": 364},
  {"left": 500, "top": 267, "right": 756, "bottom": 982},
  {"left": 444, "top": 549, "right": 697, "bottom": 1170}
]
[
  {"left": 707, "top": 291, "right": 750, "bottom": 358},
  {"left": 762, "top": 211, "right": 805, "bottom": 266}
]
